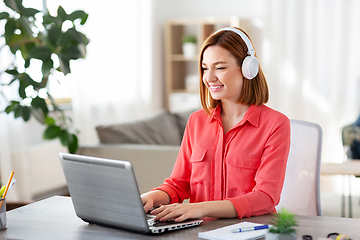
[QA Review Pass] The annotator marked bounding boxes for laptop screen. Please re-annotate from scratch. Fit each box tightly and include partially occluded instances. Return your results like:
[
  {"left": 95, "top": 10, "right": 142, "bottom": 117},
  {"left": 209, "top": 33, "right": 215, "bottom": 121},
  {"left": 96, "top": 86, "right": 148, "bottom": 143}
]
[{"left": 59, "top": 153, "right": 150, "bottom": 233}]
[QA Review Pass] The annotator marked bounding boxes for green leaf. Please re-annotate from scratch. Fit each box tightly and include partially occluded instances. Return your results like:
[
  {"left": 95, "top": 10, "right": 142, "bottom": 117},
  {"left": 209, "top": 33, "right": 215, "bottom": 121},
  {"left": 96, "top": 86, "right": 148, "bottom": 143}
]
[
  {"left": 31, "top": 96, "right": 49, "bottom": 116},
  {"left": 68, "top": 10, "right": 84, "bottom": 20},
  {"left": 57, "top": 6, "right": 68, "bottom": 21},
  {"left": 5, "top": 105, "right": 13, "bottom": 114},
  {"left": 63, "top": 46, "right": 82, "bottom": 60},
  {"left": 28, "top": 46, "right": 52, "bottom": 61},
  {"left": 24, "top": 59, "right": 30, "bottom": 68},
  {"left": 18, "top": 81, "right": 27, "bottom": 98},
  {"left": 0, "top": 12, "right": 10, "bottom": 20},
  {"left": 8, "top": 77, "right": 18, "bottom": 85},
  {"left": 21, "top": 8, "right": 40, "bottom": 17},
  {"left": 58, "top": 54, "right": 70, "bottom": 75},
  {"left": 68, "top": 134, "right": 78, "bottom": 154},
  {"left": 67, "top": 28, "right": 83, "bottom": 44},
  {"left": 14, "top": 0, "right": 24, "bottom": 12},
  {"left": 5, "top": 101, "right": 20, "bottom": 113},
  {"left": 43, "top": 125, "right": 61, "bottom": 139},
  {"left": 58, "top": 31, "right": 71, "bottom": 47},
  {"left": 19, "top": 16, "right": 34, "bottom": 36},
  {"left": 60, "top": 130, "right": 70, "bottom": 146},
  {"left": 44, "top": 116, "right": 56, "bottom": 125},
  {"left": 7, "top": 33, "right": 21, "bottom": 54},
  {"left": 19, "top": 42, "right": 30, "bottom": 60},
  {"left": 30, "top": 107, "right": 46, "bottom": 123},
  {"left": 4, "top": 0, "right": 21, "bottom": 13},
  {"left": 14, "top": 104, "right": 22, "bottom": 118},
  {"left": 5, "top": 69, "right": 19, "bottom": 76},
  {"left": 4, "top": 18, "right": 16, "bottom": 41},
  {"left": 47, "top": 26, "right": 61, "bottom": 47},
  {"left": 22, "top": 73, "right": 40, "bottom": 88},
  {"left": 42, "top": 58, "right": 54, "bottom": 76},
  {"left": 21, "top": 106, "right": 30, "bottom": 121},
  {"left": 43, "top": 14, "right": 60, "bottom": 27},
  {"left": 80, "top": 13, "right": 88, "bottom": 25},
  {"left": 68, "top": 10, "right": 88, "bottom": 24}
]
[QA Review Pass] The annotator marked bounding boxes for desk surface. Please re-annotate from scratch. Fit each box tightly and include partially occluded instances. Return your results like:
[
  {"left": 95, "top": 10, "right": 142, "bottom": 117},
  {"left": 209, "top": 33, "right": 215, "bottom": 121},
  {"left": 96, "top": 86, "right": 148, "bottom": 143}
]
[
  {"left": 321, "top": 160, "right": 360, "bottom": 175},
  {"left": 1, "top": 196, "right": 360, "bottom": 240}
]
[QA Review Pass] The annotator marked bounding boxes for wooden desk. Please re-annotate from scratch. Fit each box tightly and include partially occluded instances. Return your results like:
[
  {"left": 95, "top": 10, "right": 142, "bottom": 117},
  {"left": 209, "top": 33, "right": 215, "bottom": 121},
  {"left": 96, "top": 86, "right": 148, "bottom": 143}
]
[
  {"left": 321, "top": 160, "right": 360, "bottom": 176},
  {"left": 1, "top": 196, "right": 360, "bottom": 240},
  {"left": 321, "top": 160, "right": 360, "bottom": 218}
]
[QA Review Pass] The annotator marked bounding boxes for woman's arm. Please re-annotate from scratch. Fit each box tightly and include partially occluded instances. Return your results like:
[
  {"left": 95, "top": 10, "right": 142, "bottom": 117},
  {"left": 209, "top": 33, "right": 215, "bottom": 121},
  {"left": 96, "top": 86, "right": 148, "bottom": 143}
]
[{"left": 151, "top": 200, "right": 237, "bottom": 222}]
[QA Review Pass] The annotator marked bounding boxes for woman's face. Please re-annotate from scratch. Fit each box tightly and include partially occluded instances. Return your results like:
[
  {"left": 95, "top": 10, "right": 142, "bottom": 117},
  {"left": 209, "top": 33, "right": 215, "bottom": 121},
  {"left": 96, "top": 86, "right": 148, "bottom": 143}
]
[{"left": 201, "top": 45, "right": 244, "bottom": 103}]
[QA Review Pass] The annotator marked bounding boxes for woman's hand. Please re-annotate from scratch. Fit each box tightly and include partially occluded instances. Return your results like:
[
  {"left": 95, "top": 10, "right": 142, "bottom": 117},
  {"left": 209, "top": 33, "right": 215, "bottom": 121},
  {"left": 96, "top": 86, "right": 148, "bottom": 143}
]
[
  {"left": 141, "top": 190, "right": 170, "bottom": 213},
  {"left": 151, "top": 200, "right": 237, "bottom": 222},
  {"left": 151, "top": 203, "right": 205, "bottom": 222}
]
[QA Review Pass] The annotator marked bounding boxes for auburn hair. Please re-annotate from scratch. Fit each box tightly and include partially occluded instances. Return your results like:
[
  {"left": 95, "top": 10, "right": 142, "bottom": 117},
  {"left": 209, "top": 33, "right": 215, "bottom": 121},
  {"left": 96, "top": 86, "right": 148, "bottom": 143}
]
[{"left": 199, "top": 27, "right": 269, "bottom": 115}]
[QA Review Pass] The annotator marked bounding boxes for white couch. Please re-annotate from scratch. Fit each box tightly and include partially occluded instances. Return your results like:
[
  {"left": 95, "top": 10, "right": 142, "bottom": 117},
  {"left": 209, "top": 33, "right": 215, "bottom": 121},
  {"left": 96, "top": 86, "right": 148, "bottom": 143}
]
[{"left": 77, "top": 144, "right": 179, "bottom": 194}]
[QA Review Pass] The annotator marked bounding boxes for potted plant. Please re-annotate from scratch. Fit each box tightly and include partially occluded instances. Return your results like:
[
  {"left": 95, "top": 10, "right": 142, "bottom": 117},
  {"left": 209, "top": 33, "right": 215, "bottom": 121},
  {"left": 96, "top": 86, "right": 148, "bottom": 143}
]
[
  {"left": 182, "top": 34, "right": 197, "bottom": 58},
  {"left": 265, "top": 208, "right": 297, "bottom": 240},
  {"left": 0, "top": 0, "right": 89, "bottom": 153}
]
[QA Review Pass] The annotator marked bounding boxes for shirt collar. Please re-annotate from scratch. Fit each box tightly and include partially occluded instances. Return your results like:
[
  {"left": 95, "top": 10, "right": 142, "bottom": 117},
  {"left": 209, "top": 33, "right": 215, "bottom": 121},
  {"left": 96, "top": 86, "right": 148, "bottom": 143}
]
[
  {"left": 240, "top": 104, "right": 261, "bottom": 127},
  {"left": 209, "top": 105, "right": 222, "bottom": 123},
  {"left": 209, "top": 104, "right": 262, "bottom": 128}
]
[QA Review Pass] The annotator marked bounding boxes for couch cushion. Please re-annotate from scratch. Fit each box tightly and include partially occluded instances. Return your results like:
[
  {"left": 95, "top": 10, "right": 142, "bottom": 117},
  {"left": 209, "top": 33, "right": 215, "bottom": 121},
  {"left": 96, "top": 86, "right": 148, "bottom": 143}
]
[{"left": 96, "top": 111, "right": 182, "bottom": 145}]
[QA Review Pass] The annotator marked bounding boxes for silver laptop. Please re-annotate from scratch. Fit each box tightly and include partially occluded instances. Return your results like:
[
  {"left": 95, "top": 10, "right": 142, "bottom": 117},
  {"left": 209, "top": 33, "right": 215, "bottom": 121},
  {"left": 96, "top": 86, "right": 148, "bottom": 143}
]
[{"left": 59, "top": 153, "right": 203, "bottom": 234}]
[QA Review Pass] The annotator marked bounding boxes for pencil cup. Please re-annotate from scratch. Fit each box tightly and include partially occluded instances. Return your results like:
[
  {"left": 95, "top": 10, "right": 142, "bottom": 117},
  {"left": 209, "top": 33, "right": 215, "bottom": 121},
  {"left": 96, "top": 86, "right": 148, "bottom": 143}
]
[{"left": 0, "top": 198, "right": 6, "bottom": 230}]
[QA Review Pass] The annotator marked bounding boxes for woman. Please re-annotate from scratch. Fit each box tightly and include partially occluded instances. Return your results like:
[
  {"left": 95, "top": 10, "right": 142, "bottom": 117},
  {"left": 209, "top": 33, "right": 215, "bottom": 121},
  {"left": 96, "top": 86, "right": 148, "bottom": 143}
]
[{"left": 141, "top": 27, "right": 291, "bottom": 221}]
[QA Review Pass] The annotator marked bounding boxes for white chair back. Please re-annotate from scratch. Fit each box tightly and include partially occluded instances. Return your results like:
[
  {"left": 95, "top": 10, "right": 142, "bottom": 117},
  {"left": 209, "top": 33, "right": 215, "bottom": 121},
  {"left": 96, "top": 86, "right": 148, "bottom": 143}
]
[{"left": 276, "top": 119, "right": 322, "bottom": 216}]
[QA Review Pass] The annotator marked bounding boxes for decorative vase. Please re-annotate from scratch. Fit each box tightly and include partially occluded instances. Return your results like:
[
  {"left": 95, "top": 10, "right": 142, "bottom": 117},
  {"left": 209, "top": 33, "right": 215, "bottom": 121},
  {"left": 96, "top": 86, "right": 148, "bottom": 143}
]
[
  {"left": 265, "top": 232, "right": 297, "bottom": 240},
  {"left": 182, "top": 42, "right": 197, "bottom": 58}
]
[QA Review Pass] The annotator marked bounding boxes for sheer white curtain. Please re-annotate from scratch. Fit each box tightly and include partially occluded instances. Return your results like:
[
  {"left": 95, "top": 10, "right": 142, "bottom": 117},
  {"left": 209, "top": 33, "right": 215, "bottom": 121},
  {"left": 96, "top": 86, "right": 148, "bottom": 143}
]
[
  {"left": 262, "top": 0, "right": 360, "bottom": 163},
  {"left": 45, "top": 0, "right": 157, "bottom": 144},
  {"left": 0, "top": 1, "right": 37, "bottom": 202}
]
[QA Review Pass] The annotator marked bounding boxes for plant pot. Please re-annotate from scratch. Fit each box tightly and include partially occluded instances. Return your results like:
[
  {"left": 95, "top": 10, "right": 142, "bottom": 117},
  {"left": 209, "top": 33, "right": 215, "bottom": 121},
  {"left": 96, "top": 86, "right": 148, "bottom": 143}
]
[
  {"left": 182, "top": 43, "right": 197, "bottom": 58},
  {"left": 265, "top": 232, "right": 297, "bottom": 240}
]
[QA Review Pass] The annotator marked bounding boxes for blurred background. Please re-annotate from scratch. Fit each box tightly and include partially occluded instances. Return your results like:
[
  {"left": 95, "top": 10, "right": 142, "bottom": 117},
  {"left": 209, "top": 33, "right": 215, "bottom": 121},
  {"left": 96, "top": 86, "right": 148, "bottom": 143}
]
[{"left": 0, "top": 0, "right": 360, "bottom": 217}]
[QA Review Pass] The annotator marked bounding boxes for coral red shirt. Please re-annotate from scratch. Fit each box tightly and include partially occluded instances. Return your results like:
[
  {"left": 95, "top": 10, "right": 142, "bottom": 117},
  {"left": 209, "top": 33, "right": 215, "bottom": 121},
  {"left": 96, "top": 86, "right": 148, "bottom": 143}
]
[{"left": 154, "top": 104, "right": 291, "bottom": 218}]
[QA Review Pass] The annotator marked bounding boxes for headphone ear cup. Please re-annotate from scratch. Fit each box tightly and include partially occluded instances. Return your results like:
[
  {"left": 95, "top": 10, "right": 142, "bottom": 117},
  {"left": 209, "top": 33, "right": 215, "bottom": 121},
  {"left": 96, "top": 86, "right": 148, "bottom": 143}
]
[{"left": 242, "top": 56, "right": 259, "bottom": 79}]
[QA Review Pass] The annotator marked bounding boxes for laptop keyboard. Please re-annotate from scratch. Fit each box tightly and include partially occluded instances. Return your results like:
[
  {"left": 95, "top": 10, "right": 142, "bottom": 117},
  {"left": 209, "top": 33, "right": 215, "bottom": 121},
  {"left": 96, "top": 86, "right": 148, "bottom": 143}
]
[{"left": 147, "top": 215, "right": 176, "bottom": 227}]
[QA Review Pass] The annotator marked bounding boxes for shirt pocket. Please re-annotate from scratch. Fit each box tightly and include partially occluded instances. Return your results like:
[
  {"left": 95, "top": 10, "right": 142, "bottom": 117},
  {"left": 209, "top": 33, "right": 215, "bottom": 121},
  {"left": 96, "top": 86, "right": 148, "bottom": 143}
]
[
  {"left": 226, "top": 155, "right": 261, "bottom": 194},
  {"left": 189, "top": 148, "right": 207, "bottom": 185}
]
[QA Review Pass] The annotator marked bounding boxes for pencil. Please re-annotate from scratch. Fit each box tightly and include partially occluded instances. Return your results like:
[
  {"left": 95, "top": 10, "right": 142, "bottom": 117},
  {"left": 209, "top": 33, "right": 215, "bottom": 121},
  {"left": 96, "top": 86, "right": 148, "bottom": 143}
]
[
  {"left": 2, "top": 171, "right": 14, "bottom": 199},
  {"left": 0, "top": 171, "right": 14, "bottom": 211}
]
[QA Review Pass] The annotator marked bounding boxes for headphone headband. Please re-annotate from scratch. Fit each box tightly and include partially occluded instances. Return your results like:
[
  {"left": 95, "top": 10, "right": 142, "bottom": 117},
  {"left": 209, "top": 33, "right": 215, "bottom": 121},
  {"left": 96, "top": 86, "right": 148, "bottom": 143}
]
[
  {"left": 213, "top": 27, "right": 259, "bottom": 79},
  {"left": 214, "top": 27, "right": 255, "bottom": 57}
]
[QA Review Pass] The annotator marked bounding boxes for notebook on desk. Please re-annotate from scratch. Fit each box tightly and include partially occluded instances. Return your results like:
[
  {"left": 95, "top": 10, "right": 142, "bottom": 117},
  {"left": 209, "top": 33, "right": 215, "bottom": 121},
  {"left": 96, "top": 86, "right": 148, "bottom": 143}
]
[{"left": 59, "top": 153, "right": 203, "bottom": 234}]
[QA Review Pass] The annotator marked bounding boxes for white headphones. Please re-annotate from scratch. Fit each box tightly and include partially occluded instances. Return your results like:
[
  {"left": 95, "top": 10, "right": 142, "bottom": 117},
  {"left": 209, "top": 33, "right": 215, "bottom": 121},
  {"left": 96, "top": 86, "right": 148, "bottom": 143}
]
[{"left": 214, "top": 27, "right": 259, "bottom": 79}]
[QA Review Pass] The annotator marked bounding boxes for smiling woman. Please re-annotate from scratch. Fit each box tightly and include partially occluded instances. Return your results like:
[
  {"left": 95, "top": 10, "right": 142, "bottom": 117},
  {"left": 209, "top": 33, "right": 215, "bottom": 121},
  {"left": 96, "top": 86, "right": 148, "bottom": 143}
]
[{"left": 141, "top": 27, "right": 291, "bottom": 221}]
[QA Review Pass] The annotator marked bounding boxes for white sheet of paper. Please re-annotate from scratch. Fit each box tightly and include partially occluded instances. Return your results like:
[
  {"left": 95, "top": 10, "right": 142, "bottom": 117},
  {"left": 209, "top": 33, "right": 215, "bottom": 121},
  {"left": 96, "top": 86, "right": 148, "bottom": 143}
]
[{"left": 198, "top": 221, "right": 269, "bottom": 240}]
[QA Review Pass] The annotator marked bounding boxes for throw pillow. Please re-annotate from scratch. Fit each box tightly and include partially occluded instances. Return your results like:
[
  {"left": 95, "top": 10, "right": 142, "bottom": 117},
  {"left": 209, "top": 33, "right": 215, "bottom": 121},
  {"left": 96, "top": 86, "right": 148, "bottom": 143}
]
[{"left": 96, "top": 111, "right": 182, "bottom": 145}]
